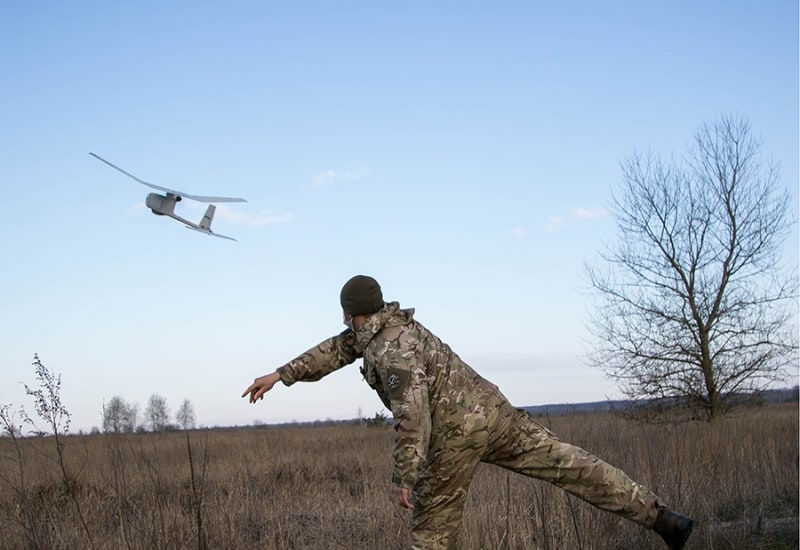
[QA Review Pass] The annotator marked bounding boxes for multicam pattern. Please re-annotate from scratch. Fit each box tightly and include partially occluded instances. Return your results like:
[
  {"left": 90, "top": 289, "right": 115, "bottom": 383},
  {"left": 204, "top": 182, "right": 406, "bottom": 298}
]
[{"left": 277, "top": 302, "right": 661, "bottom": 548}]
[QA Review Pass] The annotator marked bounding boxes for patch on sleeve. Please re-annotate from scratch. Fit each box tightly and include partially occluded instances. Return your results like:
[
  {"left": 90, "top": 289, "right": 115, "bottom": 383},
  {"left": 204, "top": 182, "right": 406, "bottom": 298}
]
[{"left": 386, "top": 368, "right": 411, "bottom": 401}]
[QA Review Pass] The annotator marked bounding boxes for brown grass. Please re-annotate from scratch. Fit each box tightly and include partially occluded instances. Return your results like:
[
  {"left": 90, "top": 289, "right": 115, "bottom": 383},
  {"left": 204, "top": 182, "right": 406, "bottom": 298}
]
[{"left": 0, "top": 403, "right": 797, "bottom": 549}]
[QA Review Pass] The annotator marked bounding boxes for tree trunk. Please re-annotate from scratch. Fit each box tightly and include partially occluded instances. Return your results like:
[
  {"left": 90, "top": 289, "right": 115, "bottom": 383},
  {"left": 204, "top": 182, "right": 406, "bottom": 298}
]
[{"left": 699, "top": 330, "right": 721, "bottom": 420}]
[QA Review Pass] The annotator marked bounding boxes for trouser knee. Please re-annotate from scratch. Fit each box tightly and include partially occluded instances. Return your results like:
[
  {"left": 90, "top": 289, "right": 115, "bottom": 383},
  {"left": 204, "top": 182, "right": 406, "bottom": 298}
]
[
  {"left": 410, "top": 500, "right": 464, "bottom": 550},
  {"left": 410, "top": 529, "right": 458, "bottom": 550}
]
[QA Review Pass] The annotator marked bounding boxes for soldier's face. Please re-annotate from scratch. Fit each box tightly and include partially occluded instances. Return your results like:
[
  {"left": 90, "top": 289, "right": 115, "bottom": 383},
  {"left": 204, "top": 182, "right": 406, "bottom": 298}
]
[{"left": 343, "top": 311, "right": 354, "bottom": 330}]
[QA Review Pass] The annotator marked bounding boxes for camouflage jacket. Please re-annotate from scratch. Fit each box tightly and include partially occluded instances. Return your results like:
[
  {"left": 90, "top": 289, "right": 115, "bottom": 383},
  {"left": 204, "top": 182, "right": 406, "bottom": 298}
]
[{"left": 276, "top": 301, "right": 500, "bottom": 490}]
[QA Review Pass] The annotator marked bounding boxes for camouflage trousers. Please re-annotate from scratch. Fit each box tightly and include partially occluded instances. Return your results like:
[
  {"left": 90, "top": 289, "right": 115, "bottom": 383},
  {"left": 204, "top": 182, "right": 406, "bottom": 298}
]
[{"left": 409, "top": 394, "right": 660, "bottom": 550}]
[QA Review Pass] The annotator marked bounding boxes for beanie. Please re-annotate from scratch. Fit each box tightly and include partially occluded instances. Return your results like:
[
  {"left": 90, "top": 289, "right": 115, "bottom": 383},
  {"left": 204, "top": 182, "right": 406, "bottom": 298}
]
[{"left": 340, "top": 275, "right": 384, "bottom": 315}]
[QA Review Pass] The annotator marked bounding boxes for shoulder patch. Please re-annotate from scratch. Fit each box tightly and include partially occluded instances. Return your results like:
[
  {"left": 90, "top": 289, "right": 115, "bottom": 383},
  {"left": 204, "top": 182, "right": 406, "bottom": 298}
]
[{"left": 386, "top": 368, "right": 411, "bottom": 400}]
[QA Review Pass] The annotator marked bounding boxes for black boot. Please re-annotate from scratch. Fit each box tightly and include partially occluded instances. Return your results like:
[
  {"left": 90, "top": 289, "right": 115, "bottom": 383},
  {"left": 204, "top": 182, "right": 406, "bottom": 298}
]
[{"left": 653, "top": 506, "right": 694, "bottom": 549}]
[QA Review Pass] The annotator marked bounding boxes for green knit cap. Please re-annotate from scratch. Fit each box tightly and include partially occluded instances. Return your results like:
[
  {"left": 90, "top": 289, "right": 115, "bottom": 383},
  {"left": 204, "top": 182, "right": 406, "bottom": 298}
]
[{"left": 340, "top": 275, "right": 384, "bottom": 315}]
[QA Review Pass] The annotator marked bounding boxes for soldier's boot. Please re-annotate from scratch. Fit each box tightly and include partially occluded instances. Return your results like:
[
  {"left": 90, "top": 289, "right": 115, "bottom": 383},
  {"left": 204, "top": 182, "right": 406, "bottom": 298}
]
[{"left": 653, "top": 506, "right": 694, "bottom": 549}]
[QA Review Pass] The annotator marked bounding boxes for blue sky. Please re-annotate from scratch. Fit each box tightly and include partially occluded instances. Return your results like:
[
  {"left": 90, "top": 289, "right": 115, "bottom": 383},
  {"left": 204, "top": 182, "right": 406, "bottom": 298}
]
[{"left": 1, "top": 1, "right": 797, "bottom": 432}]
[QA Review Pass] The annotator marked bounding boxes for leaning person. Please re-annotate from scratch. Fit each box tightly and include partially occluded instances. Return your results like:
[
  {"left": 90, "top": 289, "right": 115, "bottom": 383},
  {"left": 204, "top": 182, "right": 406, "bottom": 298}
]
[{"left": 242, "top": 275, "right": 694, "bottom": 550}]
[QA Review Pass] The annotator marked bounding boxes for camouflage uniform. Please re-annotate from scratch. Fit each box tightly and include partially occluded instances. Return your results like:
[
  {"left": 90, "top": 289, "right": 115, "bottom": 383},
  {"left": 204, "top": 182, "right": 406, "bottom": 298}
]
[{"left": 277, "top": 302, "right": 661, "bottom": 549}]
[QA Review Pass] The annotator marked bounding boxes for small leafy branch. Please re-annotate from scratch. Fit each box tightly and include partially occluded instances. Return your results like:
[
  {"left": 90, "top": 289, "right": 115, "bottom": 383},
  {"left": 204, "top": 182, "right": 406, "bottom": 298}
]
[
  {"left": 21, "top": 354, "right": 71, "bottom": 438},
  {"left": 8, "top": 355, "right": 94, "bottom": 548}
]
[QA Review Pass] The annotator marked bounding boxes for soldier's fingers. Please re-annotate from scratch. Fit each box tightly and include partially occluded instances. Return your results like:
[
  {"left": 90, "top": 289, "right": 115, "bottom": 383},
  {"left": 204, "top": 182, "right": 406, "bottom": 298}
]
[
  {"left": 241, "top": 384, "right": 257, "bottom": 398},
  {"left": 392, "top": 487, "right": 414, "bottom": 509}
]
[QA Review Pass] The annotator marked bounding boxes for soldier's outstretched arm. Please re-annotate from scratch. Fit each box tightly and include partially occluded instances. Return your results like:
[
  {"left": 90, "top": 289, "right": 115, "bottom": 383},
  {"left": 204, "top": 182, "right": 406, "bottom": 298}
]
[
  {"left": 241, "top": 371, "right": 281, "bottom": 403},
  {"left": 242, "top": 331, "right": 359, "bottom": 403},
  {"left": 277, "top": 331, "right": 360, "bottom": 385}
]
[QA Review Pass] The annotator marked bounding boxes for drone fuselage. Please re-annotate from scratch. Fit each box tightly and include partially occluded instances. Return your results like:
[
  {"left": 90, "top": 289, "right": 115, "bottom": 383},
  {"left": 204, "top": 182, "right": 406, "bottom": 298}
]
[
  {"left": 90, "top": 152, "right": 242, "bottom": 240},
  {"left": 145, "top": 192, "right": 181, "bottom": 216}
]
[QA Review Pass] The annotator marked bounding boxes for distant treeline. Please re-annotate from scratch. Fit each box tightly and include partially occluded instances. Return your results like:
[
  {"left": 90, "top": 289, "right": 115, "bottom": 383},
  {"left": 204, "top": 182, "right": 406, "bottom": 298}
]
[{"left": 521, "top": 387, "right": 799, "bottom": 418}]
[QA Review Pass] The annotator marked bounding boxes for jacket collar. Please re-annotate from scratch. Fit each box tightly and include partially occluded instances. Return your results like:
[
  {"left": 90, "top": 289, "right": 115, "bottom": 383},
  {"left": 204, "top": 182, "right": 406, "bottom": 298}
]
[{"left": 352, "top": 301, "right": 414, "bottom": 354}]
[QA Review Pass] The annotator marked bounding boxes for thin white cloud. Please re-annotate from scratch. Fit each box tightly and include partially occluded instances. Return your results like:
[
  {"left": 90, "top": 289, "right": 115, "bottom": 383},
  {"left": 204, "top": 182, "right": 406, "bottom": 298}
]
[
  {"left": 512, "top": 227, "right": 526, "bottom": 239},
  {"left": 571, "top": 206, "right": 609, "bottom": 219},
  {"left": 544, "top": 206, "right": 608, "bottom": 233},
  {"left": 213, "top": 204, "right": 293, "bottom": 227},
  {"left": 161, "top": 201, "right": 292, "bottom": 228},
  {"left": 127, "top": 202, "right": 148, "bottom": 215},
  {"left": 544, "top": 216, "right": 566, "bottom": 233},
  {"left": 311, "top": 165, "right": 370, "bottom": 189}
]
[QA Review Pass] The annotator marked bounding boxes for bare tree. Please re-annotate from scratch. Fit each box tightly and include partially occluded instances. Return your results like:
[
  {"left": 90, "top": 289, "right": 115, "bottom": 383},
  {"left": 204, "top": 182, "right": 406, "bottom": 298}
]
[
  {"left": 144, "top": 394, "right": 170, "bottom": 432},
  {"left": 586, "top": 115, "right": 798, "bottom": 420},
  {"left": 102, "top": 395, "right": 138, "bottom": 433},
  {"left": 175, "top": 398, "right": 196, "bottom": 430}
]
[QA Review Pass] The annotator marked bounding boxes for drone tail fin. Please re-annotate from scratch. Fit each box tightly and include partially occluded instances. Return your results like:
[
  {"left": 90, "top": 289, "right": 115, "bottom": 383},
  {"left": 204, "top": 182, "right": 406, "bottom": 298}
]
[
  {"left": 186, "top": 204, "right": 237, "bottom": 241},
  {"left": 199, "top": 204, "right": 216, "bottom": 231}
]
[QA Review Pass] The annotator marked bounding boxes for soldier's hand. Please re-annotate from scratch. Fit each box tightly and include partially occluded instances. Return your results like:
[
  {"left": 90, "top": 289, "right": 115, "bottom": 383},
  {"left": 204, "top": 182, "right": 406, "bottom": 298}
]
[
  {"left": 241, "top": 371, "right": 281, "bottom": 403},
  {"left": 392, "top": 485, "right": 414, "bottom": 509}
]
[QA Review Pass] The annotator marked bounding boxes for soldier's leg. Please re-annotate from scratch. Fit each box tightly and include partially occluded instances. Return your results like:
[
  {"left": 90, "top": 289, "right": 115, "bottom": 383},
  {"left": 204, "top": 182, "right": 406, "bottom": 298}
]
[
  {"left": 483, "top": 404, "right": 660, "bottom": 527},
  {"left": 410, "top": 438, "right": 485, "bottom": 549}
]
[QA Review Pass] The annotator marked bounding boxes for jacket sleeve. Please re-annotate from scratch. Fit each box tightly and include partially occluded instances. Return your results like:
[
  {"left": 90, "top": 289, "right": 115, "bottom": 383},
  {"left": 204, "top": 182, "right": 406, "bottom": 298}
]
[
  {"left": 381, "top": 347, "right": 432, "bottom": 490},
  {"left": 277, "top": 330, "right": 360, "bottom": 385}
]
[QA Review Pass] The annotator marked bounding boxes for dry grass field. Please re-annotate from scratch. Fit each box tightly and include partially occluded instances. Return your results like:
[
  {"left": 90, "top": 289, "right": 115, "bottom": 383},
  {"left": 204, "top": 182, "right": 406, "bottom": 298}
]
[{"left": 0, "top": 403, "right": 796, "bottom": 549}]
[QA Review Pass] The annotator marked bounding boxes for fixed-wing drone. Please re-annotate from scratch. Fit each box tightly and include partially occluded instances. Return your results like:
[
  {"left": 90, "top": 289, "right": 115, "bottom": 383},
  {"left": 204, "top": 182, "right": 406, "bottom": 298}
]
[{"left": 89, "top": 152, "right": 246, "bottom": 241}]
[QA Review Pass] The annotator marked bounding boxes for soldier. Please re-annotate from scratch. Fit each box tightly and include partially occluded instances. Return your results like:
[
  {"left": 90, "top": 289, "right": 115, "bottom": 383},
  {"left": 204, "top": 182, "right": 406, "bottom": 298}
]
[{"left": 242, "top": 275, "right": 694, "bottom": 550}]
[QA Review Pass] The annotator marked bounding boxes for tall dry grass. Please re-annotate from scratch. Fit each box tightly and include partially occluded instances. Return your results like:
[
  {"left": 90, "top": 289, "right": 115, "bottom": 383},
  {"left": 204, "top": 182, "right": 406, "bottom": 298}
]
[{"left": 0, "top": 403, "right": 796, "bottom": 549}]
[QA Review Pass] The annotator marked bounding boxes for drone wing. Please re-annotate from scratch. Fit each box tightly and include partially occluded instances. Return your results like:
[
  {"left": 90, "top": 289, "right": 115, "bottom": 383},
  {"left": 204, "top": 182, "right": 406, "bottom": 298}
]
[
  {"left": 89, "top": 152, "right": 247, "bottom": 203},
  {"left": 179, "top": 193, "right": 247, "bottom": 203}
]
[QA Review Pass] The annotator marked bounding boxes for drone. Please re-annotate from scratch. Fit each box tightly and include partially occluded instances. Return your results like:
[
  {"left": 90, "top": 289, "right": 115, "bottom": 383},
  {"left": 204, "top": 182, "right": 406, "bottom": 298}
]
[{"left": 89, "top": 152, "right": 246, "bottom": 241}]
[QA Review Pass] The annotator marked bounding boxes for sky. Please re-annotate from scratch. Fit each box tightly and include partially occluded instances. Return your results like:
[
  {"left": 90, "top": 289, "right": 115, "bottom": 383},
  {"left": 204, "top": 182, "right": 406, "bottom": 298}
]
[{"left": 1, "top": 1, "right": 797, "bottom": 433}]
